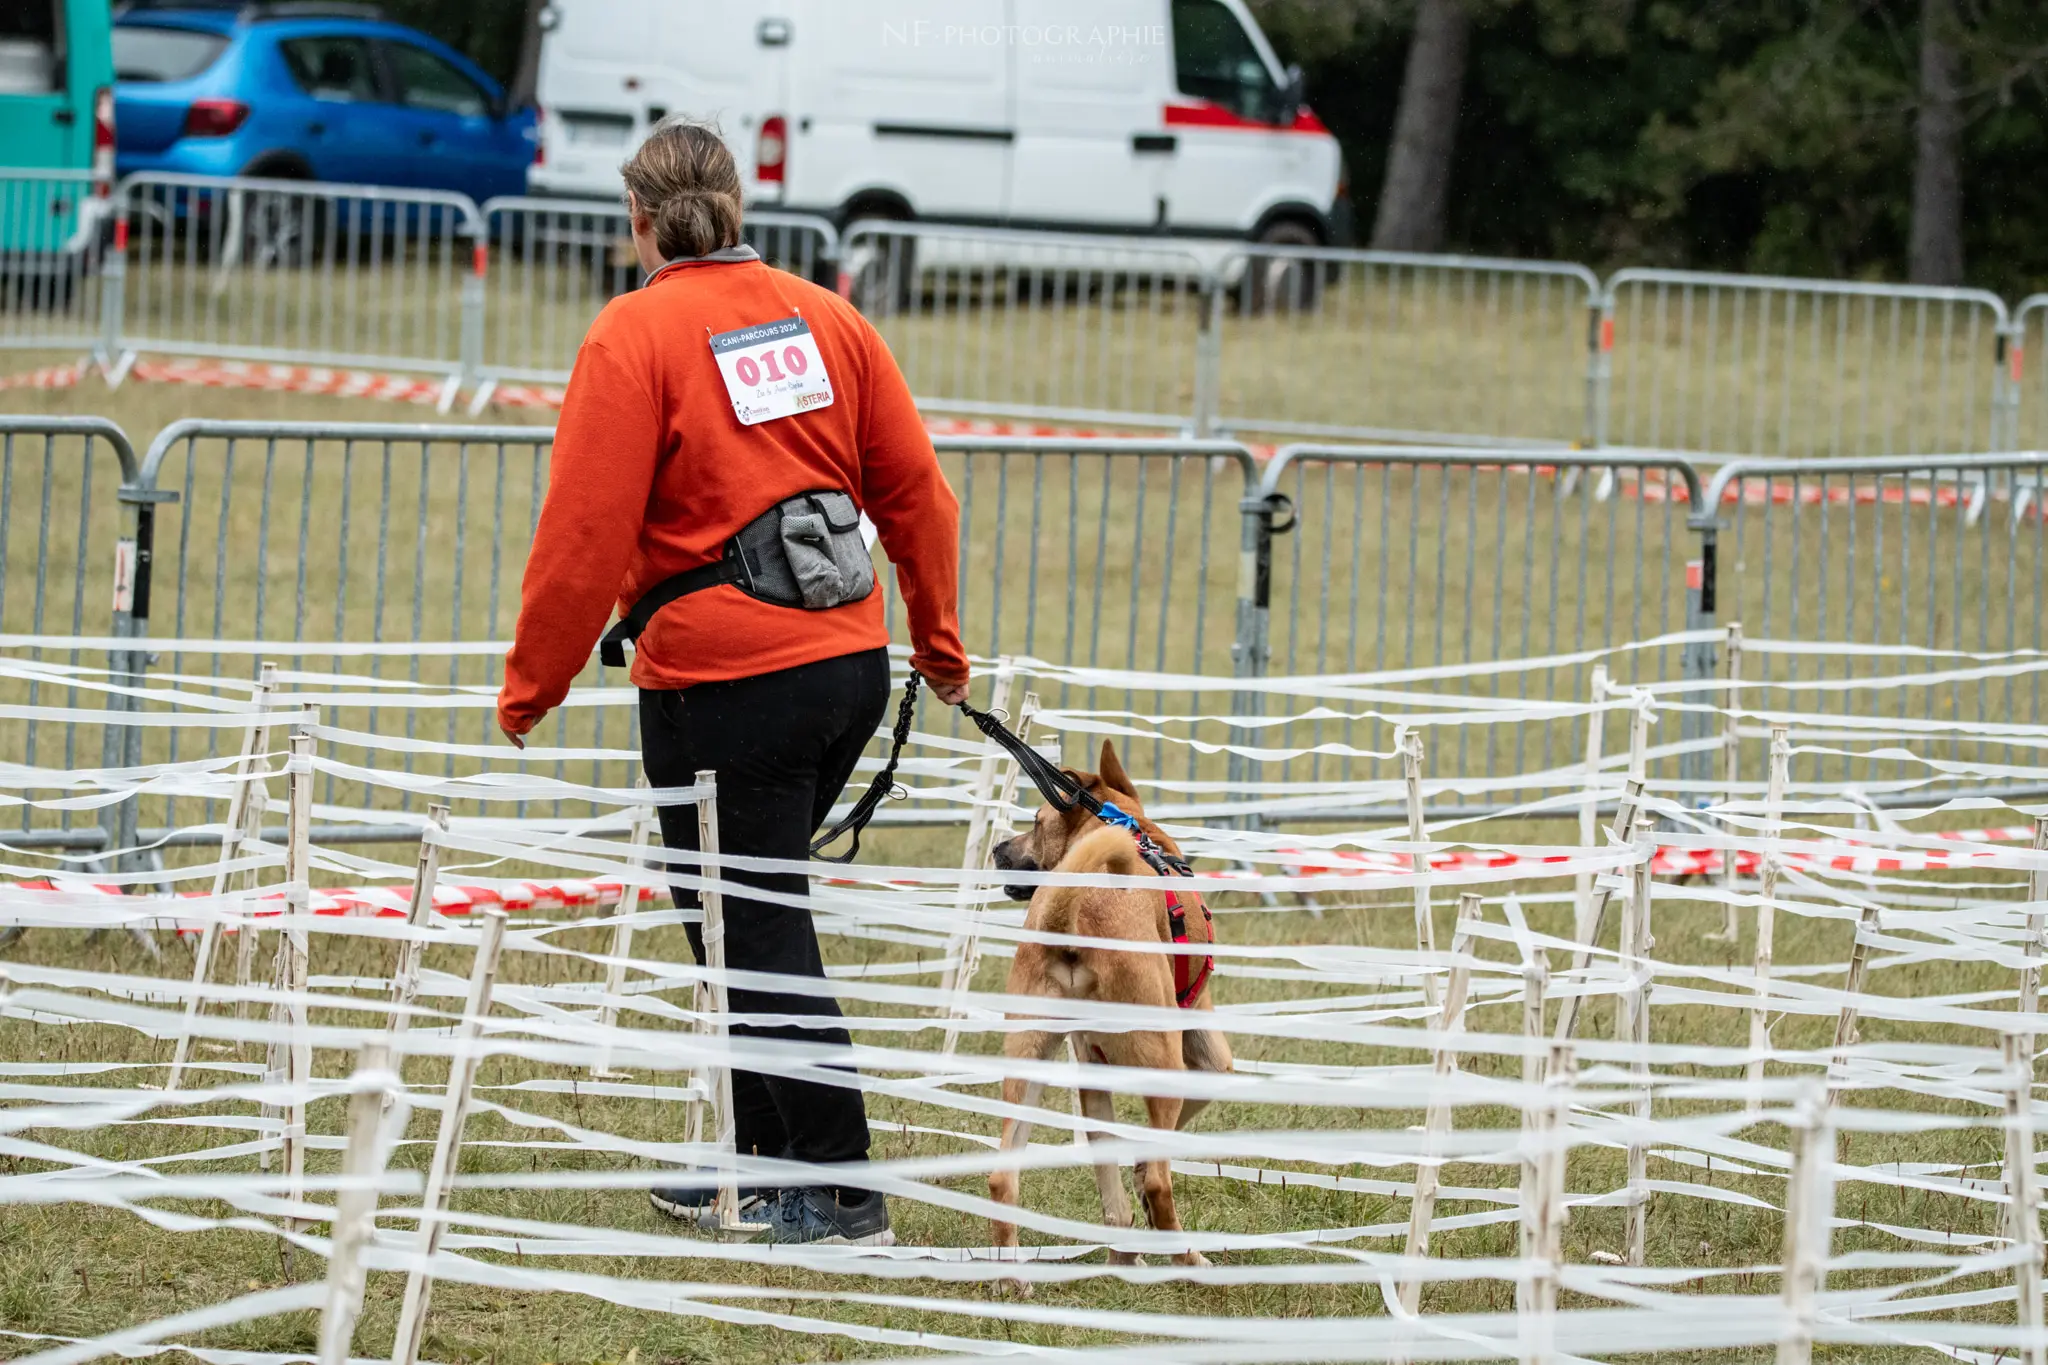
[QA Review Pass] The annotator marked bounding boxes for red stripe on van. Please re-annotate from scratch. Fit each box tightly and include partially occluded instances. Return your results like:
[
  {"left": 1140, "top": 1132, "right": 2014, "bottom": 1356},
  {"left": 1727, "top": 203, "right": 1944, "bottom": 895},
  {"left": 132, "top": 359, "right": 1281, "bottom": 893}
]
[{"left": 1163, "top": 100, "right": 1331, "bottom": 135}]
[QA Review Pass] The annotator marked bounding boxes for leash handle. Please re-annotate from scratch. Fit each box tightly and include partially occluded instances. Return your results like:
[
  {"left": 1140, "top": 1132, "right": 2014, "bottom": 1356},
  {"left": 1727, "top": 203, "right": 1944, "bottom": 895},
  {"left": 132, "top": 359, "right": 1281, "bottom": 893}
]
[
  {"left": 810, "top": 672, "right": 921, "bottom": 864},
  {"left": 957, "top": 698, "right": 1100, "bottom": 818}
]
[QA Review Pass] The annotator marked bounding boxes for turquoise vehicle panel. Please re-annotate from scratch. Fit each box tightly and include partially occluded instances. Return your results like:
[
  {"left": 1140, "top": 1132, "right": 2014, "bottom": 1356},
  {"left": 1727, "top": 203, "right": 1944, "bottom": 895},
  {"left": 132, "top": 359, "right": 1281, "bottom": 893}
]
[{"left": 0, "top": 0, "right": 115, "bottom": 255}]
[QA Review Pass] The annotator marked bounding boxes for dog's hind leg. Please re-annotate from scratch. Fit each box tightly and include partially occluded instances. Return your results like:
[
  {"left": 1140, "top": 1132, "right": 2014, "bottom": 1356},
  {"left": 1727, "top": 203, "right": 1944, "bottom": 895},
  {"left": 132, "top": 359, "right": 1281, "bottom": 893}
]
[
  {"left": 1139, "top": 1091, "right": 1209, "bottom": 1269},
  {"left": 990, "top": 1027, "right": 1064, "bottom": 1276},
  {"left": 1076, "top": 1087, "right": 1140, "bottom": 1266},
  {"left": 1175, "top": 1025, "right": 1234, "bottom": 1131}
]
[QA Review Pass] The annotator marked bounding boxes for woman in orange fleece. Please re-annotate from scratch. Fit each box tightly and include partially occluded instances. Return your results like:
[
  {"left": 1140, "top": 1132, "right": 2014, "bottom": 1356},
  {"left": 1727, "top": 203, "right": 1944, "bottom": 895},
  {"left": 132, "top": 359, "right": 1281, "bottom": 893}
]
[{"left": 496, "top": 121, "right": 969, "bottom": 1248}]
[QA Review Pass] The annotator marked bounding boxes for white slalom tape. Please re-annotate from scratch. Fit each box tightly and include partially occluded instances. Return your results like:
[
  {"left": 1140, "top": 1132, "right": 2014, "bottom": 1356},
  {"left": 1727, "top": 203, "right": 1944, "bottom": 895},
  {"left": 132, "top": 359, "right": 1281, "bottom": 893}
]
[{"left": 4, "top": 635, "right": 2048, "bottom": 1361}]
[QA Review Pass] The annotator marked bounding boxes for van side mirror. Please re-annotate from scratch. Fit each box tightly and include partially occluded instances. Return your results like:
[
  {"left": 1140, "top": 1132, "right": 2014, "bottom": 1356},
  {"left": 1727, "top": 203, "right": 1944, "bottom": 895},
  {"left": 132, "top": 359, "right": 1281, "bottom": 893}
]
[{"left": 1277, "top": 63, "right": 1306, "bottom": 123}]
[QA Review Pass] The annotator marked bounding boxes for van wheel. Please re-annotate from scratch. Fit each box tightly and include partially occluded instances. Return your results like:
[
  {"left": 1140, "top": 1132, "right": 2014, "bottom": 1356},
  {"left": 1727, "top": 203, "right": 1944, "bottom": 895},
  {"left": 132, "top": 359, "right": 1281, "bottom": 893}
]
[
  {"left": 845, "top": 223, "right": 919, "bottom": 315},
  {"left": 1245, "top": 220, "right": 1321, "bottom": 315}
]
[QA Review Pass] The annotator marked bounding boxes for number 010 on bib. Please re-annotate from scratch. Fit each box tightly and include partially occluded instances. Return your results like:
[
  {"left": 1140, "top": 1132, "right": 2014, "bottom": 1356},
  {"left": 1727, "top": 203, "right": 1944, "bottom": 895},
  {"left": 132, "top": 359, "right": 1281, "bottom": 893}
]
[{"left": 708, "top": 315, "right": 835, "bottom": 426}]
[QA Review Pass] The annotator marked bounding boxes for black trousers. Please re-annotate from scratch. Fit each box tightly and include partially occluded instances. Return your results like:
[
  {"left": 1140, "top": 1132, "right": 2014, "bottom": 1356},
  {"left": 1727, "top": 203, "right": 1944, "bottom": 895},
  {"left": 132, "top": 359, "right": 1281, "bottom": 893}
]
[{"left": 638, "top": 647, "right": 890, "bottom": 1174}]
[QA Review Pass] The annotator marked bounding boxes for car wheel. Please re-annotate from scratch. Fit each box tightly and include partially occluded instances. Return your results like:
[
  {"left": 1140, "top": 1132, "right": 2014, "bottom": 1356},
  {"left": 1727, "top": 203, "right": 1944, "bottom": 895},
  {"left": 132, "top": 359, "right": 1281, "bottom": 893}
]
[
  {"left": 242, "top": 184, "right": 325, "bottom": 270},
  {"left": 1245, "top": 219, "right": 1321, "bottom": 316}
]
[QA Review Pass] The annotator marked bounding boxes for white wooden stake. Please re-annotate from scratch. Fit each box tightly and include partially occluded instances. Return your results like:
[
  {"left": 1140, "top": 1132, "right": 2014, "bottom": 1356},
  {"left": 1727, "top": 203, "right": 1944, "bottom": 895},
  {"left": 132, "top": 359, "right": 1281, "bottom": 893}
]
[
  {"left": 2003, "top": 1033, "right": 2048, "bottom": 1365},
  {"left": 280, "top": 728, "right": 315, "bottom": 1231},
  {"left": 1827, "top": 899, "right": 1880, "bottom": 1107},
  {"left": 1522, "top": 1043, "right": 1574, "bottom": 1365},
  {"left": 1402, "top": 728, "right": 1441, "bottom": 1012},
  {"left": 385, "top": 805, "right": 451, "bottom": 1041},
  {"left": 234, "top": 670, "right": 288, "bottom": 1043},
  {"left": 317, "top": 1041, "right": 404, "bottom": 1365},
  {"left": 939, "top": 664, "right": 1021, "bottom": 1053},
  {"left": 692, "top": 770, "right": 765, "bottom": 1235},
  {"left": 1749, "top": 727, "right": 1790, "bottom": 1116},
  {"left": 391, "top": 908, "right": 508, "bottom": 1365},
  {"left": 2018, "top": 816, "right": 2048, "bottom": 1038},
  {"left": 1576, "top": 665, "right": 1610, "bottom": 950},
  {"left": 1399, "top": 892, "right": 1483, "bottom": 1315},
  {"left": 1776, "top": 1081, "right": 1834, "bottom": 1365},
  {"left": 1620, "top": 847, "right": 1654, "bottom": 1267},
  {"left": 592, "top": 780, "right": 653, "bottom": 1078},
  {"left": 1517, "top": 947, "right": 1549, "bottom": 1316},
  {"left": 168, "top": 661, "right": 277, "bottom": 1091},
  {"left": 954, "top": 688, "right": 1038, "bottom": 1019},
  {"left": 1553, "top": 700, "right": 1651, "bottom": 1045},
  {"left": 1712, "top": 624, "right": 1744, "bottom": 940}
]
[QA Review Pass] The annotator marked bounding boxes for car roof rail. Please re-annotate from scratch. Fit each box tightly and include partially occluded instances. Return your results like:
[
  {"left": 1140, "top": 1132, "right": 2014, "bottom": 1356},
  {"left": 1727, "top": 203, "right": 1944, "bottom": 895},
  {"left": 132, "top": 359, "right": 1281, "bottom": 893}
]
[{"left": 112, "top": 0, "right": 389, "bottom": 19}]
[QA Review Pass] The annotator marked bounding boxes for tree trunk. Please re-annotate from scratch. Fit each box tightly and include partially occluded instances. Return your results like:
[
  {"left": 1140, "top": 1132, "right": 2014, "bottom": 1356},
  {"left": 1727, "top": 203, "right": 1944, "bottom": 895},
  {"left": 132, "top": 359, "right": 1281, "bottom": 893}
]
[
  {"left": 507, "top": 0, "right": 548, "bottom": 108},
  {"left": 1909, "top": 0, "right": 1965, "bottom": 286},
  {"left": 1371, "top": 0, "right": 1471, "bottom": 253}
]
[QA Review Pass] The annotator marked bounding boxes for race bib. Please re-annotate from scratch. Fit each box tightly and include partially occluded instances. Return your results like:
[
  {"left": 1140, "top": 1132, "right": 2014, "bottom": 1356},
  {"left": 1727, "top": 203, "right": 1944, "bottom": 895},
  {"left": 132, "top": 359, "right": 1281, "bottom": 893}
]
[{"left": 708, "top": 315, "right": 835, "bottom": 425}]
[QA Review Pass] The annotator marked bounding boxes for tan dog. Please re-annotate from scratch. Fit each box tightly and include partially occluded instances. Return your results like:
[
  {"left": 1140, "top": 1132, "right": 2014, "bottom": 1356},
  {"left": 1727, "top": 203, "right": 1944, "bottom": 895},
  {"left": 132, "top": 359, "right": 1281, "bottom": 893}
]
[{"left": 986, "top": 740, "right": 1232, "bottom": 1268}]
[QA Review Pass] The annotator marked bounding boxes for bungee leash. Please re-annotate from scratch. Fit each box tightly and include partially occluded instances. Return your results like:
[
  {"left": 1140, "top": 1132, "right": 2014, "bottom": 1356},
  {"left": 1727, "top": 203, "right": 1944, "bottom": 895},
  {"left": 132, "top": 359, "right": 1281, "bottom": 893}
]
[
  {"left": 809, "top": 672, "right": 921, "bottom": 864},
  {"left": 812, "top": 676, "right": 1193, "bottom": 882}
]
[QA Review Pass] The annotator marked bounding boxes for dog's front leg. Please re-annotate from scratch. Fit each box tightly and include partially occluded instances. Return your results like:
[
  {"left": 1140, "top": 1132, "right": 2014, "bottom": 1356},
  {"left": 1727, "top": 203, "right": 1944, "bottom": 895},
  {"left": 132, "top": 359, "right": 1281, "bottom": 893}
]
[{"left": 1076, "top": 1087, "right": 1141, "bottom": 1266}]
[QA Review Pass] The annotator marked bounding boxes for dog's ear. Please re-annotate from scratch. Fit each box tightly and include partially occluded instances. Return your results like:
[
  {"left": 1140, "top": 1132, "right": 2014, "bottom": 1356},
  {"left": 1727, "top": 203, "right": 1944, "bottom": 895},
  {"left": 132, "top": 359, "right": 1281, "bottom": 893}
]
[{"left": 1097, "top": 740, "right": 1133, "bottom": 799}]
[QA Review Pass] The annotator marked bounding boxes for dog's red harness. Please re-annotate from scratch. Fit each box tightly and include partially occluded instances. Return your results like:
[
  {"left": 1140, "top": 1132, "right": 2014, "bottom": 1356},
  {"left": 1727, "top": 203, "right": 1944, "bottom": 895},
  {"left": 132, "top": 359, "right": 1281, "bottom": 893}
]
[{"left": 1163, "top": 883, "right": 1215, "bottom": 1009}]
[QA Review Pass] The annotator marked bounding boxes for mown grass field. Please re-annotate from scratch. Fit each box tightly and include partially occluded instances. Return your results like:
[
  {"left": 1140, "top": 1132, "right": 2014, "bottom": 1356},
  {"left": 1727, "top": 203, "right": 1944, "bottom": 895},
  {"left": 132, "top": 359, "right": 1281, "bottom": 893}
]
[
  {"left": 1, "top": 296, "right": 2045, "bottom": 1362},
  {"left": 0, "top": 802, "right": 2038, "bottom": 1365}
]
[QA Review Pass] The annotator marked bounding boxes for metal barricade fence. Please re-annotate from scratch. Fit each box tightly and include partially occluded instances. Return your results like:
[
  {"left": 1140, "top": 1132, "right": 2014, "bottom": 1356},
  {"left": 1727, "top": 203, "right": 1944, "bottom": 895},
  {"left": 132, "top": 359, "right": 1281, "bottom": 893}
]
[
  {"left": 1238, "top": 445, "right": 1712, "bottom": 818},
  {"left": 842, "top": 220, "right": 1212, "bottom": 433},
  {"left": 898, "top": 437, "right": 1256, "bottom": 817},
  {"left": 1601, "top": 269, "right": 2010, "bottom": 458},
  {"left": 108, "top": 422, "right": 1260, "bottom": 841},
  {"left": 1696, "top": 452, "right": 2048, "bottom": 802},
  {"left": 128, "top": 419, "right": 573, "bottom": 843},
  {"left": 15, "top": 413, "right": 2048, "bottom": 833},
  {"left": 474, "top": 197, "right": 839, "bottom": 393},
  {"left": 111, "top": 173, "right": 484, "bottom": 395},
  {"left": 0, "top": 416, "right": 143, "bottom": 853},
  {"left": 2015, "top": 295, "right": 2047, "bottom": 454},
  {"left": 1211, "top": 247, "right": 1600, "bottom": 449},
  {"left": 0, "top": 171, "right": 111, "bottom": 355}
]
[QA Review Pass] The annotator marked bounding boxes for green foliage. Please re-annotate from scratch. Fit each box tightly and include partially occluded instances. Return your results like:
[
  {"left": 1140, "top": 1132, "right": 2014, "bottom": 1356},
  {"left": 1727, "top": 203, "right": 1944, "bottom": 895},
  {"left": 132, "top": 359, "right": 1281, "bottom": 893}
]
[
  {"left": 1253, "top": 0, "right": 2048, "bottom": 293},
  {"left": 374, "top": 0, "right": 530, "bottom": 86}
]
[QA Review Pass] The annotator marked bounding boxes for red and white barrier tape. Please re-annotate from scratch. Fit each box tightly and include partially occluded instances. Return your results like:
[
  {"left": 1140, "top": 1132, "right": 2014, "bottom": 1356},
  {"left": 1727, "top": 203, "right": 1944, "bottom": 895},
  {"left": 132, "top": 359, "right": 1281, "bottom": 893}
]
[
  {"left": 2, "top": 875, "right": 655, "bottom": 926},
  {"left": 7, "top": 822, "right": 2030, "bottom": 920}
]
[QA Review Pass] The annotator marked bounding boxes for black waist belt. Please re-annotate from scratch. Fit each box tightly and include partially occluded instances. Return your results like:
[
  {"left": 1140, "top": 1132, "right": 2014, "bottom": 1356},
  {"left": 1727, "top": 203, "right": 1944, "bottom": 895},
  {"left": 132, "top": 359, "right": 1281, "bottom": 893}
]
[
  {"left": 598, "top": 489, "right": 875, "bottom": 670},
  {"left": 598, "top": 545, "right": 754, "bottom": 669}
]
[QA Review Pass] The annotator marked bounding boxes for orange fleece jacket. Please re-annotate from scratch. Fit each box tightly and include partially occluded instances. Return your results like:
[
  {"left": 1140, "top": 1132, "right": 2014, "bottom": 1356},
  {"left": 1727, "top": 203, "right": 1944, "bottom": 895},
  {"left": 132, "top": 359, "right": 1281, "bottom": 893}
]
[{"left": 496, "top": 254, "right": 967, "bottom": 736}]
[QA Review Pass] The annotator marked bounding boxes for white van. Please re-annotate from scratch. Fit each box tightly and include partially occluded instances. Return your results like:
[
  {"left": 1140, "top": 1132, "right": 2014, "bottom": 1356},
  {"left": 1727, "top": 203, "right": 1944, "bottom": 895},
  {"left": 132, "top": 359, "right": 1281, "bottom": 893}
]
[{"left": 529, "top": 0, "right": 1345, "bottom": 249}]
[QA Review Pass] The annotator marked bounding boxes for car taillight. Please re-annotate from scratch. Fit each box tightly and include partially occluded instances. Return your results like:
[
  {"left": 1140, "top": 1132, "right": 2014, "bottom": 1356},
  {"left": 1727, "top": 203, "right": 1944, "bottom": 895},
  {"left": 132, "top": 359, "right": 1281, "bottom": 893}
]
[
  {"left": 757, "top": 114, "right": 787, "bottom": 184},
  {"left": 183, "top": 98, "right": 249, "bottom": 138},
  {"left": 92, "top": 87, "right": 116, "bottom": 194},
  {"left": 532, "top": 104, "right": 546, "bottom": 167}
]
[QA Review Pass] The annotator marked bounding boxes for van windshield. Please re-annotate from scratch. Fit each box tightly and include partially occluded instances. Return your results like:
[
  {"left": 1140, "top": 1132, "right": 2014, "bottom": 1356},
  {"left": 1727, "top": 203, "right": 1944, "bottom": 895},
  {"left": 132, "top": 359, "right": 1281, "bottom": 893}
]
[
  {"left": 0, "top": 0, "right": 61, "bottom": 96},
  {"left": 115, "top": 26, "right": 231, "bottom": 83},
  {"left": 1172, "top": 0, "right": 1280, "bottom": 123}
]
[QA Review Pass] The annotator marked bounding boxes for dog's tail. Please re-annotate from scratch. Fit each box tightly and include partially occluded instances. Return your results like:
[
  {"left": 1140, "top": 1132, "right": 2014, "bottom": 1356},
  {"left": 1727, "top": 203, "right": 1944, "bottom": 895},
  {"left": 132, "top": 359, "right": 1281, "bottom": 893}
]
[{"left": 1037, "top": 825, "right": 1146, "bottom": 951}]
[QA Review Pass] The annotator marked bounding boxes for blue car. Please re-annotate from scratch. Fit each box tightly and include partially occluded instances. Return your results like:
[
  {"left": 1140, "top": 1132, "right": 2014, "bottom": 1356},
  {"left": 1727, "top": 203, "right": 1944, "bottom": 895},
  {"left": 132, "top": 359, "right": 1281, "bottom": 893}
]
[{"left": 112, "top": 1, "right": 534, "bottom": 206}]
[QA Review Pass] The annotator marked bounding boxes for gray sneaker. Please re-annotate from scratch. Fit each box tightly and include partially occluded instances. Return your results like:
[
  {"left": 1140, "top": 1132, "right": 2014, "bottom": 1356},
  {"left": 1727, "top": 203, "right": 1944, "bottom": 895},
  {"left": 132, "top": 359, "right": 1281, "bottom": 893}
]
[
  {"left": 650, "top": 1180, "right": 772, "bottom": 1231},
  {"left": 757, "top": 1187, "right": 894, "bottom": 1247}
]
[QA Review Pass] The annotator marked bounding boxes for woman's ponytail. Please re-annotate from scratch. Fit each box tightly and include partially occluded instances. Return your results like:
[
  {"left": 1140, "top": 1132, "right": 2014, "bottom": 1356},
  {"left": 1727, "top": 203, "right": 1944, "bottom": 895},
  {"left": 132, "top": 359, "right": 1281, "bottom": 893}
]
[{"left": 621, "top": 119, "right": 744, "bottom": 260}]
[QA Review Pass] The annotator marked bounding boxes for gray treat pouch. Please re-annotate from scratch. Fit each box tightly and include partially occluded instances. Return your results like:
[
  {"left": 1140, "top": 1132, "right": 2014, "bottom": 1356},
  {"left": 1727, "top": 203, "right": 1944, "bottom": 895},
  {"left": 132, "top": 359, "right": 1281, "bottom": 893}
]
[{"left": 777, "top": 491, "right": 875, "bottom": 610}]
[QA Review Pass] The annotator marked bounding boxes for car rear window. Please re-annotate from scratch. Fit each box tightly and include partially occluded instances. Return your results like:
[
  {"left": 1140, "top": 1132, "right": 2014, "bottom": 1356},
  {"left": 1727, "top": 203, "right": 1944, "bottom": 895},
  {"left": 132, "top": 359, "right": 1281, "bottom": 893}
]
[{"left": 114, "top": 26, "right": 230, "bottom": 83}]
